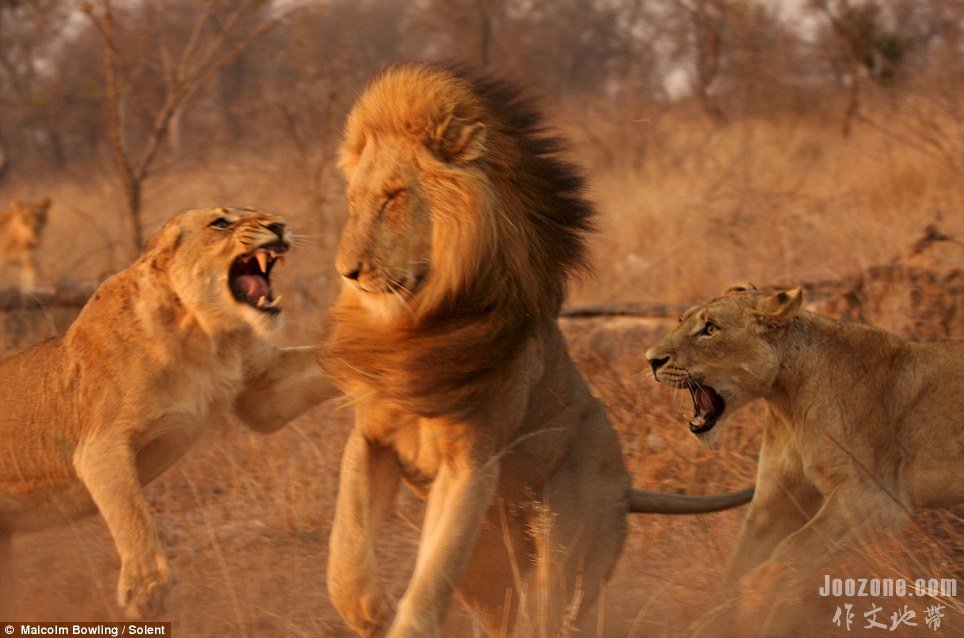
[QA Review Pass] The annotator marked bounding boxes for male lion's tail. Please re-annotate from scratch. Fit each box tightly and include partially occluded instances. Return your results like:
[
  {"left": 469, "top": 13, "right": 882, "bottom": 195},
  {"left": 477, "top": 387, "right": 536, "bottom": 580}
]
[{"left": 628, "top": 486, "right": 754, "bottom": 514}]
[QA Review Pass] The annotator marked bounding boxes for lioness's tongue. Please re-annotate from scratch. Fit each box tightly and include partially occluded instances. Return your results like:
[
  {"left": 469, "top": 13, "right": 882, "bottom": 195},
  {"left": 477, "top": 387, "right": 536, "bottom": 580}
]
[
  {"left": 695, "top": 388, "right": 715, "bottom": 414},
  {"left": 233, "top": 274, "right": 269, "bottom": 300}
]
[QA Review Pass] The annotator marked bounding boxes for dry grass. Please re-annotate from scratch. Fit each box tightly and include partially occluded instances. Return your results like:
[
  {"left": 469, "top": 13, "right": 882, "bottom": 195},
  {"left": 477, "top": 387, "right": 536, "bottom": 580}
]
[{"left": 1, "top": 109, "right": 961, "bottom": 636}]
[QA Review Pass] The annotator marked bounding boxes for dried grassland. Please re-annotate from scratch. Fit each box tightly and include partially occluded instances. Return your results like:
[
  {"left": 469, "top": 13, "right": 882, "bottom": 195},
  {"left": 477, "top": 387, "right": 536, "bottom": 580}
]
[{"left": 1, "top": 108, "right": 961, "bottom": 636}]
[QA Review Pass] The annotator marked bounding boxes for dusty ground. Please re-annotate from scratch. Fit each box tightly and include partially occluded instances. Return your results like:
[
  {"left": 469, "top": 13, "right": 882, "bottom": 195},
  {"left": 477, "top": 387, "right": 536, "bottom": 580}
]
[{"left": 3, "top": 268, "right": 961, "bottom": 637}]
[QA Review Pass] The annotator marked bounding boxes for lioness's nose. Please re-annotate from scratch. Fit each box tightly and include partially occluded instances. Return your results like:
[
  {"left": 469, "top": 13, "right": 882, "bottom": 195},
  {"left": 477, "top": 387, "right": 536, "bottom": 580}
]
[
  {"left": 645, "top": 347, "right": 671, "bottom": 374},
  {"left": 266, "top": 222, "right": 286, "bottom": 239}
]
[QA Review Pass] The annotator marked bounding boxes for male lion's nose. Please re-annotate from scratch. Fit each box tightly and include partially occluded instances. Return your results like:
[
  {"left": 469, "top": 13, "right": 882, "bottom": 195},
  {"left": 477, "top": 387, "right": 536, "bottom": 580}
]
[{"left": 340, "top": 264, "right": 361, "bottom": 281}]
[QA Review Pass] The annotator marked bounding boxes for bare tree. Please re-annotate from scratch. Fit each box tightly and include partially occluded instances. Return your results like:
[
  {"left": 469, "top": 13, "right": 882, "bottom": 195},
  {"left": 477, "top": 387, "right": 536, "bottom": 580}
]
[
  {"left": 83, "top": 0, "right": 288, "bottom": 254},
  {"left": 811, "top": 0, "right": 912, "bottom": 136}
]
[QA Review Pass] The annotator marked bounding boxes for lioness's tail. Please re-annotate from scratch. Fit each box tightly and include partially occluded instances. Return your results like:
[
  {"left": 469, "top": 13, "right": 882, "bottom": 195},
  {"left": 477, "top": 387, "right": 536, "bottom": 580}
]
[{"left": 628, "top": 486, "right": 754, "bottom": 514}]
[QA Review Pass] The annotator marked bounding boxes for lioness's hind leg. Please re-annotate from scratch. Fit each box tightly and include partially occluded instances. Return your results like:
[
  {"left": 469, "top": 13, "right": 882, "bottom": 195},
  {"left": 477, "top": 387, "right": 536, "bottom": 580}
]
[{"left": 0, "top": 533, "right": 12, "bottom": 616}]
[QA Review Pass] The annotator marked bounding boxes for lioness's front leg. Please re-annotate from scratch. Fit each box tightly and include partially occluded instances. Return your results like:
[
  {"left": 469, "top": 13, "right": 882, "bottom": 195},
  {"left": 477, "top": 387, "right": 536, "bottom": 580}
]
[
  {"left": 387, "top": 439, "right": 500, "bottom": 638},
  {"left": 762, "top": 486, "right": 909, "bottom": 584},
  {"left": 18, "top": 252, "right": 37, "bottom": 291},
  {"left": 328, "top": 427, "right": 402, "bottom": 635},
  {"left": 722, "top": 423, "right": 821, "bottom": 588},
  {"left": 234, "top": 346, "right": 339, "bottom": 433},
  {"left": 73, "top": 432, "right": 170, "bottom": 618}
]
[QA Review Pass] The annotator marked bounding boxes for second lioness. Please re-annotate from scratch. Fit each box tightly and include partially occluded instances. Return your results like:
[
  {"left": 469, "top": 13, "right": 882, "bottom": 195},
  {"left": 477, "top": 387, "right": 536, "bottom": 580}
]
[
  {"left": 646, "top": 284, "right": 964, "bottom": 593},
  {"left": 0, "top": 207, "right": 338, "bottom": 618}
]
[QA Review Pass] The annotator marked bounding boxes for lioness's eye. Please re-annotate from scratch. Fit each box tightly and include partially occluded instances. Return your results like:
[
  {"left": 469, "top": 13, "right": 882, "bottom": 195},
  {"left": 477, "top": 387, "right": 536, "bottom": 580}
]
[
  {"left": 209, "top": 217, "right": 233, "bottom": 229},
  {"left": 700, "top": 321, "right": 719, "bottom": 337}
]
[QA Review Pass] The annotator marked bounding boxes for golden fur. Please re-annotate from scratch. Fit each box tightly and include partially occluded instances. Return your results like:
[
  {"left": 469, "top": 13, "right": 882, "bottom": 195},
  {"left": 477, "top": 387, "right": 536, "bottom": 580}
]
[
  {"left": 323, "top": 63, "right": 752, "bottom": 638},
  {"left": 646, "top": 285, "right": 964, "bottom": 605},
  {"left": 0, "top": 197, "right": 50, "bottom": 290},
  {"left": 0, "top": 207, "right": 339, "bottom": 618}
]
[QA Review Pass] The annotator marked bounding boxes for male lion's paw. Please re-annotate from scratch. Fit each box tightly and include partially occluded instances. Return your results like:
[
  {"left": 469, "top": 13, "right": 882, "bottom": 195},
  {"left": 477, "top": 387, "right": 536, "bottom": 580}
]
[
  {"left": 117, "top": 553, "right": 172, "bottom": 619},
  {"left": 330, "top": 577, "right": 395, "bottom": 636}
]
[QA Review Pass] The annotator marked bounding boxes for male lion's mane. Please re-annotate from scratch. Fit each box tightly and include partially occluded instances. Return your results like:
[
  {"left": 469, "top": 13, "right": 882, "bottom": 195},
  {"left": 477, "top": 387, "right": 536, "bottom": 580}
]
[{"left": 324, "top": 63, "right": 596, "bottom": 418}]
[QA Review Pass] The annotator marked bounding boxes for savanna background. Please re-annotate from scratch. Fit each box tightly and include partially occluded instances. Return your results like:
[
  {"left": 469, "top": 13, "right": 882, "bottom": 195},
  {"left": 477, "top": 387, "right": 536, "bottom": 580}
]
[{"left": 0, "top": 0, "right": 961, "bottom": 636}]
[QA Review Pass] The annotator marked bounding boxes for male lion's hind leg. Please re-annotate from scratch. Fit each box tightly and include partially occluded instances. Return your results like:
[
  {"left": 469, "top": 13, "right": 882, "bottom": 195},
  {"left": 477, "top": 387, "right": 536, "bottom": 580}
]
[
  {"left": 73, "top": 434, "right": 171, "bottom": 618},
  {"left": 452, "top": 501, "right": 533, "bottom": 637},
  {"left": 523, "top": 452, "right": 628, "bottom": 638}
]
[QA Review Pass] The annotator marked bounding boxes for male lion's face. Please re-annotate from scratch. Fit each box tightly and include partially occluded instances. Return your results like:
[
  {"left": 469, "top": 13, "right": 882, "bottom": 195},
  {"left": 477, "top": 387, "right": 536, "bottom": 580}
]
[
  {"left": 335, "top": 135, "right": 433, "bottom": 316},
  {"left": 645, "top": 287, "right": 802, "bottom": 445},
  {"left": 149, "top": 207, "right": 290, "bottom": 336}
]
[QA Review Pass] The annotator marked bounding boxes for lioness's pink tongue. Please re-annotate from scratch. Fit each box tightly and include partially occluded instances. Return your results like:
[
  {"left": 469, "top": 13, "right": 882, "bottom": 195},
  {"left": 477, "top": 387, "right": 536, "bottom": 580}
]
[
  {"left": 235, "top": 274, "right": 269, "bottom": 299},
  {"left": 695, "top": 388, "right": 715, "bottom": 413}
]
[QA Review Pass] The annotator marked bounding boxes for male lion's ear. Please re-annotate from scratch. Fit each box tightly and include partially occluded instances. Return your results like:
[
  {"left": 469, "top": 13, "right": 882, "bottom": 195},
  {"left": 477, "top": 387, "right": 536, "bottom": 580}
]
[
  {"left": 431, "top": 116, "right": 487, "bottom": 164},
  {"left": 754, "top": 288, "right": 803, "bottom": 327},
  {"left": 723, "top": 281, "right": 758, "bottom": 295}
]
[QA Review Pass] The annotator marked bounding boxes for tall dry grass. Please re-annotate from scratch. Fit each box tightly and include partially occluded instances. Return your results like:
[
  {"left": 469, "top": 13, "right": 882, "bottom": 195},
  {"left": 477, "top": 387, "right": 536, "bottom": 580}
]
[{"left": 1, "top": 105, "right": 961, "bottom": 636}]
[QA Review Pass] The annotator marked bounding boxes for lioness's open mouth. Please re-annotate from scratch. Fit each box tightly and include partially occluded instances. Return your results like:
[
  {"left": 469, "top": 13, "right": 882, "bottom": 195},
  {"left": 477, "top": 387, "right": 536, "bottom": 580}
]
[
  {"left": 229, "top": 243, "right": 287, "bottom": 314},
  {"left": 688, "top": 384, "right": 725, "bottom": 434}
]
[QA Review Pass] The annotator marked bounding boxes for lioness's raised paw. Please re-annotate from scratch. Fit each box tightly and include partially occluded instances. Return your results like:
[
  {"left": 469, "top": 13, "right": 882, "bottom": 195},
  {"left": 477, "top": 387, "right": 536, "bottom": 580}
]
[{"left": 117, "top": 553, "right": 172, "bottom": 619}]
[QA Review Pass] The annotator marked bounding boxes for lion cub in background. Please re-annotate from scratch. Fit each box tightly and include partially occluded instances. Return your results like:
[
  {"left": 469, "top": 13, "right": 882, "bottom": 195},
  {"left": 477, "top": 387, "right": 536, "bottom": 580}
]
[
  {"left": 0, "top": 207, "right": 338, "bottom": 618},
  {"left": 0, "top": 196, "right": 50, "bottom": 290},
  {"left": 646, "top": 283, "right": 964, "bottom": 598}
]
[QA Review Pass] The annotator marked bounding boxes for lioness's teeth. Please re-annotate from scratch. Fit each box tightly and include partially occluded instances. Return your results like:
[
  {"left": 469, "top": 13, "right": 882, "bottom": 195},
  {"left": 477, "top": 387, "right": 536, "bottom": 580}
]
[
  {"left": 255, "top": 251, "right": 269, "bottom": 273},
  {"left": 257, "top": 295, "right": 267, "bottom": 307},
  {"left": 266, "top": 295, "right": 282, "bottom": 308}
]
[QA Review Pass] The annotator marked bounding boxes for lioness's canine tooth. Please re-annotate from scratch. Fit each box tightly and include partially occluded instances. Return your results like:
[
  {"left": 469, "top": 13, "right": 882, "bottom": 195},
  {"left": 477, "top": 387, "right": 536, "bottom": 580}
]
[
  {"left": 257, "top": 295, "right": 267, "bottom": 307},
  {"left": 266, "top": 295, "right": 282, "bottom": 308},
  {"left": 255, "top": 251, "right": 269, "bottom": 273}
]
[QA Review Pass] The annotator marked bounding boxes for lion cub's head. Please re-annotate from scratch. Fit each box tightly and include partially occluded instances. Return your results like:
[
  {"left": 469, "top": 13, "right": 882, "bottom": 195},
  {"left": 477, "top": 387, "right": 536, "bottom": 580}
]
[
  {"left": 142, "top": 206, "right": 290, "bottom": 336},
  {"left": 6, "top": 197, "right": 51, "bottom": 247},
  {"left": 646, "top": 284, "right": 803, "bottom": 445}
]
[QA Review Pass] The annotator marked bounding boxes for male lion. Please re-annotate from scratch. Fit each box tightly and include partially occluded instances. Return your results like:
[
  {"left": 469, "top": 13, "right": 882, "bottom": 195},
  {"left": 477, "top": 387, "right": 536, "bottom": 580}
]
[
  {"left": 0, "top": 207, "right": 338, "bottom": 618},
  {"left": 0, "top": 197, "right": 51, "bottom": 290},
  {"left": 322, "top": 63, "right": 753, "bottom": 638},
  {"left": 646, "top": 284, "right": 964, "bottom": 600}
]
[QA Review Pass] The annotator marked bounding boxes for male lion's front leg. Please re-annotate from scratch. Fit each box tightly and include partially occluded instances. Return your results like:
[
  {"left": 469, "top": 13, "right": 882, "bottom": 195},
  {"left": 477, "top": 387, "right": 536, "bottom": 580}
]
[
  {"left": 387, "top": 446, "right": 500, "bottom": 638},
  {"left": 328, "top": 427, "right": 402, "bottom": 635},
  {"left": 73, "top": 432, "right": 171, "bottom": 618}
]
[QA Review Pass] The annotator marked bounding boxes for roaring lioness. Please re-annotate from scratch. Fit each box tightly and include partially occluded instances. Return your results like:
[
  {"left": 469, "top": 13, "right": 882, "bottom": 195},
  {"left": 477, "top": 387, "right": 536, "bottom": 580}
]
[
  {"left": 0, "top": 207, "right": 338, "bottom": 618},
  {"left": 0, "top": 197, "right": 50, "bottom": 290},
  {"left": 646, "top": 284, "right": 964, "bottom": 593},
  {"left": 322, "top": 63, "right": 752, "bottom": 638}
]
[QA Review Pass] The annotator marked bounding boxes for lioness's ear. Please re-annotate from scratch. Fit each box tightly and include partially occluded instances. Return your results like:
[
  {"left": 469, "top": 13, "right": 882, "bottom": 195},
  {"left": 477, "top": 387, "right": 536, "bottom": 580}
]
[
  {"left": 431, "top": 116, "right": 486, "bottom": 163},
  {"left": 754, "top": 288, "right": 803, "bottom": 327},
  {"left": 723, "top": 281, "right": 757, "bottom": 295}
]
